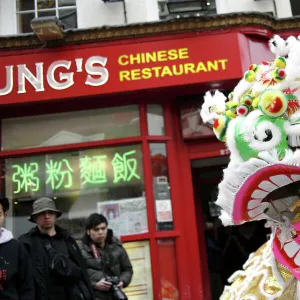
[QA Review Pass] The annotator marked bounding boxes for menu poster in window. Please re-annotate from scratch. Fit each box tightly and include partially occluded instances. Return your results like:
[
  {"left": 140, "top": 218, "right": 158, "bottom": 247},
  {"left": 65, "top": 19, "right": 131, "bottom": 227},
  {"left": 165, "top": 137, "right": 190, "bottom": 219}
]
[
  {"left": 122, "top": 241, "right": 153, "bottom": 300},
  {"left": 180, "top": 100, "right": 214, "bottom": 139},
  {"left": 97, "top": 197, "right": 148, "bottom": 237}
]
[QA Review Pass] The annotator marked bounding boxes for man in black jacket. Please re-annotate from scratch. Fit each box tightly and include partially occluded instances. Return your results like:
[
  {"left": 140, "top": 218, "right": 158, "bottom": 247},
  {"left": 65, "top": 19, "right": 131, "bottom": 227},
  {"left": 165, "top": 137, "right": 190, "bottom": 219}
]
[
  {"left": 0, "top": 197, "right": 34, "bottom": 300},
  {"left": 19, "top": 197, "right": 94, "bottom": 300}
]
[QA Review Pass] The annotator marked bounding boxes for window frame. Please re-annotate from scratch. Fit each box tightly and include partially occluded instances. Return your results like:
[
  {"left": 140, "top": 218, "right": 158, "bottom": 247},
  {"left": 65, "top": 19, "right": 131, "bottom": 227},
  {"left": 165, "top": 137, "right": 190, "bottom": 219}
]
[
  {"left": 0, "top": 102, "right": 183, "bottom": 299},
  {"left": 16, "top": 0, "right": 77, "bottom": 33}
]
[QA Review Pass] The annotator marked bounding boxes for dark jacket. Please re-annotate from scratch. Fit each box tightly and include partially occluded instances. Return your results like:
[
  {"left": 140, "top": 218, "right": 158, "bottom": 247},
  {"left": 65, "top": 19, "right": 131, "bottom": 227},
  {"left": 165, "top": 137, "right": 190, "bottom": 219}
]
[
  {"left": 78, "top": 230, "right": 133, "bottom": 300},
  {"left": 19, "top": 226, "right": 94, "bottom": 300},
  {"left": 0, "top": 235, "right": 34, "bottom": 300}
]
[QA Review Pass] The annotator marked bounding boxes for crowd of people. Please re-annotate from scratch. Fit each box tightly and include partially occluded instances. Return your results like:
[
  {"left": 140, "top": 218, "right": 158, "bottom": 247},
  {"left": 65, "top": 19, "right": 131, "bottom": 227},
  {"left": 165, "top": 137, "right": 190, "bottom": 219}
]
[{"left": 0, "top": 197, "right": 133, "bottom": 300}]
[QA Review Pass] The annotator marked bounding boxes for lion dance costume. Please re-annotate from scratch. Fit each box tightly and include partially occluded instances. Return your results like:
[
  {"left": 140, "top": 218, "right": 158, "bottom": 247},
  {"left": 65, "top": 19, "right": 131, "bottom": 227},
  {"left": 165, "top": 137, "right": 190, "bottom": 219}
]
[{"left": 200, "top": 35, "right": 300, "bottom": 299}]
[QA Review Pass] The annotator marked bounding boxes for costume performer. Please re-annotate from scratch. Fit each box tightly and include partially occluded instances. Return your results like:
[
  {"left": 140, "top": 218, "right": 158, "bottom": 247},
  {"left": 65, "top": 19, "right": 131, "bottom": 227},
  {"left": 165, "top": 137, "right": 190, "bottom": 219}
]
[{"left": 200, "top": 34, "right": 300, "bottom": 299}]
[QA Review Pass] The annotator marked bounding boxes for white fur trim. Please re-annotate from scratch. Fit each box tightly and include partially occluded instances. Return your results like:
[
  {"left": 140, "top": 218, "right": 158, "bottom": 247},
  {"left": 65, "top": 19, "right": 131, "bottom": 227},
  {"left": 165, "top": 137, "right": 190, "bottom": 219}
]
[
  {"left": 269, "top": 35, "right": 294, "bottom": 57},
  {"left": 285, "top": 122, "right": 300, "bottom": 147},
  {"left": 200, "top": 90, "right": 226, "bottom": 124}
]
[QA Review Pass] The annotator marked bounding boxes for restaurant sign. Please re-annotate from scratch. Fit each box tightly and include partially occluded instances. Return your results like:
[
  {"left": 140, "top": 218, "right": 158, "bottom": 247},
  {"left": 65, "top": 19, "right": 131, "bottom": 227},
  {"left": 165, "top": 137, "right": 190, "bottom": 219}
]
[{"left": 0, "top": 33, "right": 243, "bottom": 104}]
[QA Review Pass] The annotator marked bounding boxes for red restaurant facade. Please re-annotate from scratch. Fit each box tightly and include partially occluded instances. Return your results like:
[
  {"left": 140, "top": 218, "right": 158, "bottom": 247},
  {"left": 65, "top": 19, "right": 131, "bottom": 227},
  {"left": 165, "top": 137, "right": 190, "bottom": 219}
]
[{"left": 1, "top": 13, "right": 300, "bottom": 300}]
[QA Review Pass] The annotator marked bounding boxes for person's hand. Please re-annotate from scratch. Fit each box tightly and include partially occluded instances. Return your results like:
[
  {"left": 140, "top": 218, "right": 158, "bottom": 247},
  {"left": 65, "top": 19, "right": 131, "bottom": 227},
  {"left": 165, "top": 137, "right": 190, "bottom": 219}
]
[
  {"left": 117, "top": 281, "right": 124, "bottom": 288},
  {"left": 95, "top": 279, "right": 112, "bottom": 291}
]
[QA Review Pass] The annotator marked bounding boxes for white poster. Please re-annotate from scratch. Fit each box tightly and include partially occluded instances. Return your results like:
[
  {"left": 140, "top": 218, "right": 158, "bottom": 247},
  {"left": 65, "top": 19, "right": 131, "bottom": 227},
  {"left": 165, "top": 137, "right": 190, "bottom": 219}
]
[
  {"left": 98, "top": 197, "right": 148, "bottom": 237},
  {"left": 155, "top": 200, "right": 173, "bottom": 222}
]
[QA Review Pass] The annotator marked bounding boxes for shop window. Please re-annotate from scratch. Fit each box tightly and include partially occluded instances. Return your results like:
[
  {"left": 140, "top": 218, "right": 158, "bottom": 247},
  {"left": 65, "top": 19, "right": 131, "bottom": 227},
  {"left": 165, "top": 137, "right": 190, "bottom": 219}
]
[
  {"left": 123, "top": 240, "right": 154, "bottom": 299},
  {"left": 158, "top": 0, "right": 216, "bottom": 20},
  {"left": 150, "top": 143, "right": 174, "bottom": 231},
  {"left": 16, "top": 0, "right": 77, "bottom": 33},
  {"left": 180, "top": 97, "right": 214, "bottom": 139},
  {"left": 3, "top": 144, "right": 147, "bottom": 238},
  {"left": 290, "top": 0, "right": 300, "bottom": 16},
  {"left": 158, "top": 239, "right": 179, "bottom": 299},
  {"left": 147, "top": 105, "right": 165, "bottom": 136},
  {"left": 2, "top": 105, "right": 140, "bottom": 150}
]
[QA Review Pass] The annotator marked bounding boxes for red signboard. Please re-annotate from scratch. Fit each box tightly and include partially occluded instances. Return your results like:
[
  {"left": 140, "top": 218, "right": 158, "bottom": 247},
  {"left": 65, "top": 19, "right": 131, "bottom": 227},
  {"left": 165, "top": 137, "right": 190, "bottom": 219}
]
[{"left": 0, "top": 33, "right": 243, "bottom": 105}]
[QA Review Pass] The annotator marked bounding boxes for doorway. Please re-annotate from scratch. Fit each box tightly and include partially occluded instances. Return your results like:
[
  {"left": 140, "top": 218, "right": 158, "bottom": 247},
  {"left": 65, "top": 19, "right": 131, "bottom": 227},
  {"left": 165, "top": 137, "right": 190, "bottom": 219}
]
[{"left": 192, "top": 156, "right": 270, "bottom": 300}]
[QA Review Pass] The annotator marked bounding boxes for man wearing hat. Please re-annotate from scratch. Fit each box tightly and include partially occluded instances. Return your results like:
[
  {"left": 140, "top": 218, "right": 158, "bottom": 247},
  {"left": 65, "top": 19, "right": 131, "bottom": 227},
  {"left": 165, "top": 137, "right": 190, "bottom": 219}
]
[{"left": 19, "top": 197, "right": 94, "bottom": 300}]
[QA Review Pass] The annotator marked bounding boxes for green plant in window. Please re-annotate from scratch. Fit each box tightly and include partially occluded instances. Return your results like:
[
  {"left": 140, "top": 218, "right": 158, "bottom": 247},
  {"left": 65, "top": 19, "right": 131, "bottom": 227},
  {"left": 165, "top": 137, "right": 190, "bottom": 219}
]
[
  {"left": 111, "top": 150, "right": 140, "bottom": 183},
  {"left": 80, "top": 155, "right": 108, "bottom": 185},
  {"left": 46, "top": 159, "right": 73, "bottom": 190},
  {"left": 12, "top": 162, "right": 40, "bottom": 194}
]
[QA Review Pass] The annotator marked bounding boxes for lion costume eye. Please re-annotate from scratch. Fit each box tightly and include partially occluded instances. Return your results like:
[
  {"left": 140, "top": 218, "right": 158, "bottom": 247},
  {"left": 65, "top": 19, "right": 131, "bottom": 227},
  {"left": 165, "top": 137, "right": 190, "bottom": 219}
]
[{"left": 249, "top": 120, "right": 282, "bottom": 151}]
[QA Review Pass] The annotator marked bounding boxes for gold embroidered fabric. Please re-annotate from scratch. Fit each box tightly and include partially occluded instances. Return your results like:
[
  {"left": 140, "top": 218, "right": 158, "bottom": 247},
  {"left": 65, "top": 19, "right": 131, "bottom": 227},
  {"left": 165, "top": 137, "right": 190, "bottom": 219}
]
[{"left": 220, "top": 241, "right": 296, "bottom": 300}]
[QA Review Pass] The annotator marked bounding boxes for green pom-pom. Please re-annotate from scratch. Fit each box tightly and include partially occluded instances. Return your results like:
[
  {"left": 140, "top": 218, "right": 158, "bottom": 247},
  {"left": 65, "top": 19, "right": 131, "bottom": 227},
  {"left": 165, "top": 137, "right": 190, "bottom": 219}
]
[
  {"left": 241, "top": 94, "right": 254, "bottom": 106},
  {"left": 244, "top": 70, "right": 256, "bottom": 82},
  {"left": 259, "top": 89, "right": 288, "bottom": 117},
  {"left": 272, "top": 68, "right": 286, "bottom": 82},
  {"left": 274, "top": 56, "right": 286, "bottom": 68},
  {"left": 249, "top": 64, "right": 259, "bottom": 72}
]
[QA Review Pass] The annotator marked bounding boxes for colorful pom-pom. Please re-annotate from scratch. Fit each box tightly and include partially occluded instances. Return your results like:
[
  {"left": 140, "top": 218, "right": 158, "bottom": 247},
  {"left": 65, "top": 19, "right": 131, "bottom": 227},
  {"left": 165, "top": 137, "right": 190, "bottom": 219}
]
[
  {"left": 226, "top": 101, "right": 238, "bottom": 109},
  {"left": 252, "top": 97, "right": 259, "bottom": 108},
  {"left": 272, "top": 68, "right": 286, "bottom": 82},
  {"left": 213, "top": 116, "right": 230, "bottom": 142},
  {"left": 237, "top": 105, "right": 249, "bottom": 116},
  {"left": 274, "top": 56, "right": 286, "bottom": 68},
  {"left": 228, "top": 92, "right": 234, "bottom": 101},
  {"left": 241, "top": 94, "right": 254, "bottom": 106},
  {"left": 244, "top": 70, "right": 256, "bottom": 82},
  {"left": 225, "top": 110, "right": 237, "bottom": 119},
  {"left": 225, "top": 101, "right": 238, "bottom": 118},
  {"left": 249, "top": 64, "right": 259, "bottom": 72},
  {"left": 259, "top": 90, "right": 288, "bottom": 117}
]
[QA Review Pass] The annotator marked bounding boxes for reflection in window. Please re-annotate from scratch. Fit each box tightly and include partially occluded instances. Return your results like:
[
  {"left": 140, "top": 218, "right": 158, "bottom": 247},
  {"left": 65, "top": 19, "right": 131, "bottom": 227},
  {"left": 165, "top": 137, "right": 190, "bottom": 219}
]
[
  {"left": 59, "top": 8, "right": 77, "bottom": 29},
  {"left": 16, "top": 0, "right": 77, "bottom": 33},
  {"left": 158, "top": 0, "right": 216, "bottom": 20},
  {"left": 291, "top": 0, "right": 300, "bottom": 16},
  {"left": 147, "top": 105, "right": 165, "bottom": 136},
  {"left": 3, "top": 144, "right": 147, "bottom": 238},
  {"left": 2, "top": 105, "right": 140, "bottom": 150},
  {"left": 150, "top": 143, "right": 174, "bottom": 231}
]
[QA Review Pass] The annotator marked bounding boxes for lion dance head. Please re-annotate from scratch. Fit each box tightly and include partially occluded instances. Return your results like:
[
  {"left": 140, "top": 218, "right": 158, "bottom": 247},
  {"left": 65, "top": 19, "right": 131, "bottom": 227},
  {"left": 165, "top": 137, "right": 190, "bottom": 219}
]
[{"left": 200, "top": 35, "right": 300, "bottom": 298}]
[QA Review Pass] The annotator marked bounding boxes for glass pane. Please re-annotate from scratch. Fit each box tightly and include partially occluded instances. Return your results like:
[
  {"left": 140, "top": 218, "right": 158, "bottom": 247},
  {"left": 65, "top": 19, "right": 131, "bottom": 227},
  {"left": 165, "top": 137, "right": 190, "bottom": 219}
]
[
  {"left": 123, "top": 241, "right": 153, "bottom": 299},
  {"left": 3, "top": 144, "right": 147, "bottom": 238},
  {"left": 2, "top": 105, "right": 140, "bottom": 150},
  {"left": 150, "top": 143, "right": 174, "bottom": 231},
  {"left": 59, "top": 9, "right": 77, "bottom": 29},
  {"left": 58, "top": 0, "right": 76, "bottom": 7},
  {"left": 168, "top": 1, "right": 207, "bottom": 14},
  {"left": 180, "top": 99, "right": 214, "bottom": 139},
  {"left": 38, "top": 9, "right": 56, "bottom": 17},
  {"left": 158, "top": 239, "right": 179, "bottom": 299},
  {"left": 147, "top": 104, "right": 165, "bottom": 136},
  {"left": 37, "top": 0, "right": 56, "bottom": 9},
  {"left": 18, "top": 13, "right": 35, "bottom": 33},
  {"left": 17, "top": 0, "right": 35, "bottom": 11}
]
